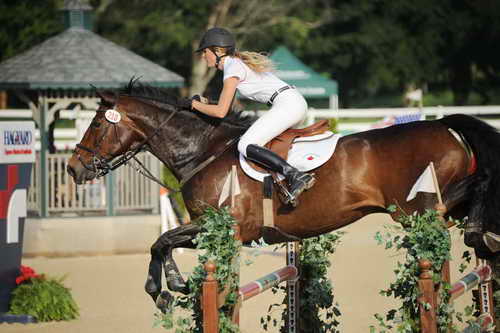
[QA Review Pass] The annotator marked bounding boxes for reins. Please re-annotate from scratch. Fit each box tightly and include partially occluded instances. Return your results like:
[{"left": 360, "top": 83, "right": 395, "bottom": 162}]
[{"left": 76, "top": 95, "right": 241, "bottom": 193}]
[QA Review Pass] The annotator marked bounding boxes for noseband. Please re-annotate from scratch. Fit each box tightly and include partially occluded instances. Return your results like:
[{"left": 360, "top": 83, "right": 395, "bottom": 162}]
[{"left": 75, "top": 113, "right": 127, "bottom": 178}]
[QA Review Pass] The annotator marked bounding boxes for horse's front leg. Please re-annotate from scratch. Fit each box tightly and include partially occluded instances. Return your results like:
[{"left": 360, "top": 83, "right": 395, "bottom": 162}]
[
  {"left": 144, "top": 224, "right": 201, "bottom": 311},
  {"left": 145, "top": 250, "right": 163, "bottom": 303}
]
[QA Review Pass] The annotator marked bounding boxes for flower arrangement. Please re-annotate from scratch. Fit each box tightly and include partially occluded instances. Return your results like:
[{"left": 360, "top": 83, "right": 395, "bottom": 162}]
[
  {"left": 15, "top": 265, "right": 40, "bottom": 285},
  {"left": 8, "top": 265, "right": 79, "bottom": 322}
]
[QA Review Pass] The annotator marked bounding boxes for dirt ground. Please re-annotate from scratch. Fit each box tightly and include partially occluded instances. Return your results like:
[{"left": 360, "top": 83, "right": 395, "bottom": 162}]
[{"left": 1, "top": 214, "right": 476, "bottom": 333}]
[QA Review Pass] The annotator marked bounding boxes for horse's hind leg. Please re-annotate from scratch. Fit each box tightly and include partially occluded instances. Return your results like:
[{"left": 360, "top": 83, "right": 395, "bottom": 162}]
[{"left": 144, "top": 224, "right": 201, "bottom": 311}]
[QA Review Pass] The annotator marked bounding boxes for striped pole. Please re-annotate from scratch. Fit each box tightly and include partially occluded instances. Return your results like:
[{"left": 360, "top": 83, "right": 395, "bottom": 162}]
[
  {"left": 238, "top": 265, "right": 298, "bottom": 301},
  {"left": 449, "top": 265, "right": 492, "bottom": 301}
]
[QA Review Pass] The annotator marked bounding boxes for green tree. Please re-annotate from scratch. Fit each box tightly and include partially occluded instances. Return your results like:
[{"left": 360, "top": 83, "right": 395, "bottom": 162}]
[
  {"left": 94, "top": 0, "right": 333, "bottom": 96},
  {"left": 0, "top": 0, "right": 64, "bottom": 62}
]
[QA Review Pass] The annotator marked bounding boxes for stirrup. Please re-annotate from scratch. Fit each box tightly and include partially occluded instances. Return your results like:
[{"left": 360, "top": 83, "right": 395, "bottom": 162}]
[{"left": 274, "top": 180, "right": 298, "bottom": 207}]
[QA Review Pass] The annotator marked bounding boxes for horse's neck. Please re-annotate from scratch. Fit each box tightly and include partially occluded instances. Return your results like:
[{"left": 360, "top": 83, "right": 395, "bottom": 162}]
[{"left": 145, "top": 112, "right": 244, "bottom": 180}]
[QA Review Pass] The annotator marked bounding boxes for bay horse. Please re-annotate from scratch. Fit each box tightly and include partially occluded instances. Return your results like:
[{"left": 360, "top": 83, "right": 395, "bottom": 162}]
[{"left": 67, "top": 81, "right": 500, "bottom": 310}]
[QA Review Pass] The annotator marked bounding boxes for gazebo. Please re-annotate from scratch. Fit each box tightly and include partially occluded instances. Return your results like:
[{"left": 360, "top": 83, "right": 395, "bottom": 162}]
[
  {"left": 0, "top": 0, "right": 184, "bottom": 217},
  {"left": 270, "top": 46, "right": 338, "bottom": 109}
]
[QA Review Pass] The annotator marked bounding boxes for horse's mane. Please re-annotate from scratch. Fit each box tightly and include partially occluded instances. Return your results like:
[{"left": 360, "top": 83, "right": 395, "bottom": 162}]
[{"left": 120, "top": 77, "right": 256, "bottom": 129}]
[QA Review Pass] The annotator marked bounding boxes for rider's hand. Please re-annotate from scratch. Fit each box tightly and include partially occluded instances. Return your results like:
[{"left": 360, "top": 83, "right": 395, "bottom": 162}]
[
  {"left": 177, "top": 97, "right": 193, "bottom": 110},
  {"left": 192, "top": 94, "right": 208, "bottom": 104}
]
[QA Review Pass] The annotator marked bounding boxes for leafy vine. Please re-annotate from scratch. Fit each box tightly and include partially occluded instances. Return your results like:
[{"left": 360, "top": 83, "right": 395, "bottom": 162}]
[
  {"left": 262, "top": 232, "right": 344, "bottom": 333},
  {"left": 371, "top": 207, "right": 479, "bottom": 333},
  {"left": 155, "top": 206, "right": 241, "bottom": 332}
]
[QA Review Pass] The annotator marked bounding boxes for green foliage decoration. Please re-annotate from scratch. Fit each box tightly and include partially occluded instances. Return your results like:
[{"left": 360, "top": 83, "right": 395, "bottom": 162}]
[
  {"left": 155, "top": 206, "right": 241, "bottom": 332},
  {"left": 262, "top": 232, "right": 344, "bottom": 333},
  {"left": 9, "top": 275, "right": 79, "bottom": 322},
  {"left": 371, "top": 206, "right": 477, "bottom": 333}
]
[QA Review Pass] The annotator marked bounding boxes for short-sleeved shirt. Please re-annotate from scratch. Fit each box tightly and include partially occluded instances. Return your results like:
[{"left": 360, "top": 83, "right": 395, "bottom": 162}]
[{"left": 223, "top": 57, "right": 288, "bottom": 104}]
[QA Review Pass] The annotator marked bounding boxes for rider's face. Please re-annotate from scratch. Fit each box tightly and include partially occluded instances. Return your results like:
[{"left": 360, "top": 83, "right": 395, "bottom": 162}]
[{"left": 202, "top": 48, "right": 217, "bottom": 68}]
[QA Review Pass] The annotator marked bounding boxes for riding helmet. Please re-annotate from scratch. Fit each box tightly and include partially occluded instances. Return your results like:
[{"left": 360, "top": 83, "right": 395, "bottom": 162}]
[{"left": 196, "top": 27, "right": 236, "bottom": 53}]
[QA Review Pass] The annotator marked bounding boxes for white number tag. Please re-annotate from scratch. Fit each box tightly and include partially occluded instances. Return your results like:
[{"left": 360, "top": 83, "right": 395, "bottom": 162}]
[{"left": 105, "top": 109, "right": 121, "bottom": 123}]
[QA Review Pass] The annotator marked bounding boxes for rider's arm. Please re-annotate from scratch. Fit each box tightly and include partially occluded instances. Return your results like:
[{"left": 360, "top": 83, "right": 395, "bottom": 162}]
[{"left": 191, "top": 76, "right": 239, "bottom": 118}]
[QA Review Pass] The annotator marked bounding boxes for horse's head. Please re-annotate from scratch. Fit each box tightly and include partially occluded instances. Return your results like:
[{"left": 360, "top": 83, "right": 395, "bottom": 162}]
[{"left": 67, "top": 91, "right": 146, "bottom": 184}]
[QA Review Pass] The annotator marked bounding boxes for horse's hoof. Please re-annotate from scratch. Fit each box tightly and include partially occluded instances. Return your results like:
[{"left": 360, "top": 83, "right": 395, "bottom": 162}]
[{"left": 156, "top": 291, "right": 174, "bottom": 313}]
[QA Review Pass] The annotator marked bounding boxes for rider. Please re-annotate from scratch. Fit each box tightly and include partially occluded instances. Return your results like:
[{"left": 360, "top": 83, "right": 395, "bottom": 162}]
[{"left": 180, "top": 27, "right": 315, "bottom": 206}]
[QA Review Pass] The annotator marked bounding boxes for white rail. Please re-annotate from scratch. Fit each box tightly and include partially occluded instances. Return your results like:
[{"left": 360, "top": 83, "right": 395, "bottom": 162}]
[{"left": 3, "top": 106, "right": 500, "bottom": 147}]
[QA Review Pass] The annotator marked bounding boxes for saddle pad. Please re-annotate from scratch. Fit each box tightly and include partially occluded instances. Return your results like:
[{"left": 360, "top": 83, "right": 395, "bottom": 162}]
[{"left": 239, "top": 131, "right": 342, "bottom": 182}]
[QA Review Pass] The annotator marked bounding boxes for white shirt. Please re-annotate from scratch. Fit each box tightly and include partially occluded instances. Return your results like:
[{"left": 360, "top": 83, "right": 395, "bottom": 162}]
[{"left": 223, "top": 57, "right": 288, "bottom": 104}]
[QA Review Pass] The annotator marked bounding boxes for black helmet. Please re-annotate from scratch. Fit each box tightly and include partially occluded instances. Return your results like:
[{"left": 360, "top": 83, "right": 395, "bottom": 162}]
[{"left": 196, "top": 27, "right": 236, "bottom": 53}]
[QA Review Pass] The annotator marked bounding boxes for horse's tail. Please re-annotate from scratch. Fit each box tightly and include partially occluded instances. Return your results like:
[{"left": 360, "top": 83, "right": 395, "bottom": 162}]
[{"left": 439, "top": 114, "right": 500, "bottom": 257}]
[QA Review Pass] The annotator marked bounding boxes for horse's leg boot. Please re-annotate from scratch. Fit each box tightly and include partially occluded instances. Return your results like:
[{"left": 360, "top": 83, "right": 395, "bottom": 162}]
[{"left": 261, "top": 226, "right": 301, "bottom": 244}]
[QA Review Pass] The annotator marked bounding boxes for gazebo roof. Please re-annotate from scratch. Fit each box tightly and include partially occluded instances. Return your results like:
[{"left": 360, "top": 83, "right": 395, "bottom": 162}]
[{"left": 0, "top": 27, "right": 184, "bottom": 90}]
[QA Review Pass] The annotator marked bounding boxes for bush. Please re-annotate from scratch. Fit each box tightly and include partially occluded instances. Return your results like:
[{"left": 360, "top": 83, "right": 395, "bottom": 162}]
[{"left": 9, "top": 267, "right": 79, "bottom": 322}]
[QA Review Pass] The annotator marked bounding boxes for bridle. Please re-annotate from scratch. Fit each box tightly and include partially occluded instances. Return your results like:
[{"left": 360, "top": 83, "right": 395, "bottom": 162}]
[
  {"left": 74, "top": 97, "right": 181, "bottom": 193},
  {"left": 73, "top": 96, "right": 240, "bottom": 193}
]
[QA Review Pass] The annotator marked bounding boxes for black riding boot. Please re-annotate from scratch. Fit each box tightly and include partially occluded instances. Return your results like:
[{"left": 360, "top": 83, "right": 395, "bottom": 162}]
[{"left": 246, "top": 144, "right": 315, "bottom": 206}]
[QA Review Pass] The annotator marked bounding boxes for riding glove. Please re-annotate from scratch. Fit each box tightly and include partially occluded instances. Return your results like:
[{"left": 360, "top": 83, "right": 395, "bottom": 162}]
[
  {"left": 178, "top": 95, "right": 205, "bottom": 110},
  {"left": 177, "top": 97, "right": 193, "bottom": 110}
]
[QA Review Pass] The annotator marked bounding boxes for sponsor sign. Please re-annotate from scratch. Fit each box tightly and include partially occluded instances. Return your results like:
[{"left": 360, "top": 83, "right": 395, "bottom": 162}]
[{"left": 0, "top": 122, "right": 36, "bottom": 164}]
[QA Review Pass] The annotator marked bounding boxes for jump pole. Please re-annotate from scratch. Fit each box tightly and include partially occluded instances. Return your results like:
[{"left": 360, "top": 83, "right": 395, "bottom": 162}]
[
  {"left": 418, "top": 259, "right": 494, "bottom": 332},
  {"left": 202, "top": 244, "right": 300, "bottom": 333},
  {"left": 202, "top": 169, "right": 300, "bottom": 332}
]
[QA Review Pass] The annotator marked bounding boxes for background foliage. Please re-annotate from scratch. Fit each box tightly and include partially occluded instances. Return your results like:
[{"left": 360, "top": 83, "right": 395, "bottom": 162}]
[{"left": 1, "top": 0, "right": 499, "bottom": 107}]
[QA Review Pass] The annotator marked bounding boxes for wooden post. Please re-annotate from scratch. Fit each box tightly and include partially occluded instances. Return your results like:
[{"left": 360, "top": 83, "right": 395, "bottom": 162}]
[
  {"left": 419, "top": 260, "right": 438, "bottom": 333},
  {"left": 203, "top": 261, "right": 219, "bottom": 333},
  {"left": 435, "top": 203, "right": 451, "bottom": 286}
]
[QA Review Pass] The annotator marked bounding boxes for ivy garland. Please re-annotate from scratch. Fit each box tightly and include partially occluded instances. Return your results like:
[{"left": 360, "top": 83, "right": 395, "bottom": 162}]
[
  {"left": 261, "top": 232, "right": 344, "bottom": 333},
  {"left": 155, "top": 206, "right": 241, "bottom": 332},
  {"left": 155, "top": 207, "right": 346, "bottom": 332},
  {"left": 371, "top": 206, "right": 479, "bottom": 333}
]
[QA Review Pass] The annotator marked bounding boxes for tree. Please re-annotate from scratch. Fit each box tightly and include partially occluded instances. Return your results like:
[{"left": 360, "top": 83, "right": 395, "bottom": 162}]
[
  {"left": 0, "top": 0, "right": 63, "bottom": 62},
  {"left": 94, "top": 0, "right": 333, "bottom": 96}
]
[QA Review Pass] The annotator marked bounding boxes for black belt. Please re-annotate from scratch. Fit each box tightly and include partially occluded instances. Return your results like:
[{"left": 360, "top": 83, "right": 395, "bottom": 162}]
[{"left": 267, "top": 85, "right": 295, "bottom": 106}]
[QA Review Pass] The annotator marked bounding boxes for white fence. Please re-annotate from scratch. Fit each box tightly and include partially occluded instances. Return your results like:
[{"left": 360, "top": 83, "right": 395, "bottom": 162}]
[
  {"left": 4, "top": 105, "right": 500, "bottom": 216},
  {"left": 3, "top": 106, "right": 500, "bottom": 147},
  {"left": 28, "top": 152, "right": 160, "bottom": 216},
  {"left": 244, "top": 105, "right": 500, "bottom": 133}
]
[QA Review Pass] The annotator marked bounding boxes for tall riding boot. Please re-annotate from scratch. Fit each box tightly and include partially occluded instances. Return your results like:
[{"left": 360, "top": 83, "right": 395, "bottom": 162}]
[{"left": 246, "top": 144, "right": 316, "bottom": 206}]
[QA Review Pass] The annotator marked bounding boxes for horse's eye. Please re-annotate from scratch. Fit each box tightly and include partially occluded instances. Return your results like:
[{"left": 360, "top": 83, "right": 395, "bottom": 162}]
[{"left": 91, "top": 121, "right": 101, "bottom": 128}]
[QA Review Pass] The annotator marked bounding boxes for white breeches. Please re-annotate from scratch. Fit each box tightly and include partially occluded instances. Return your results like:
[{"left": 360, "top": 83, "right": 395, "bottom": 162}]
[{"left": 238, "top": 89, "right": 308, "bottom": 156}]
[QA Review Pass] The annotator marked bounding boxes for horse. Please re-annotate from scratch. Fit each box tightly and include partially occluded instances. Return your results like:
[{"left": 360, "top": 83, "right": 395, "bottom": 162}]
[{"left": 66, "top": 80, "right": 500, "bottom": 310}]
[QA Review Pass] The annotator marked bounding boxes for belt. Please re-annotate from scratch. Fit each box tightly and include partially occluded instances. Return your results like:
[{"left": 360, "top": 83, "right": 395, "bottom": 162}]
[{"left": 267, "top": 85, "right": 295, "bottom": 106}]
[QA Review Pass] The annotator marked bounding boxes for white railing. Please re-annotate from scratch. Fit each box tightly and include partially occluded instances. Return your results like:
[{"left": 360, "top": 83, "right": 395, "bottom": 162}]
[
  {"left": 3, "top": 105, "right": 500, "bottom": 147},
  {"left": 27, "top": 152, "right": 160, "bottom": 215},
  {"left": 243, "top": 105, "right": 500, "bottom": 133}
]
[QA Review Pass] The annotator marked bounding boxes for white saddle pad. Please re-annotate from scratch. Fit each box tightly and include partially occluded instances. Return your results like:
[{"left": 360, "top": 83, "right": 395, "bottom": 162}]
[{"left": 239, "top": 131, "right": 342, "bottom": 182}]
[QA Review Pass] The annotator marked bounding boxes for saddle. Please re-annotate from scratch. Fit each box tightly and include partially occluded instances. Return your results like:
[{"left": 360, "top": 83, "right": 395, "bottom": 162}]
[{"left": 249, "top": 120, "right": 330, "bottom": 173}]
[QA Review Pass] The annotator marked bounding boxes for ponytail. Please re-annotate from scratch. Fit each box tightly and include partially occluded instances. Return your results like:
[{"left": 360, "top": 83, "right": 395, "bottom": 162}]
[{"left": 234, "top": 51, "right": 275, "bottom": 73}]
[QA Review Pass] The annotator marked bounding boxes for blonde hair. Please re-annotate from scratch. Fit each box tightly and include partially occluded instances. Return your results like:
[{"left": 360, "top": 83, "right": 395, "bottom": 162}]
[
  {"left": 213, "top": 47, "right": 275, "bottom": 73},
  {"left": 235, "top": 51, "right": 275, "bottom": 73}
]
